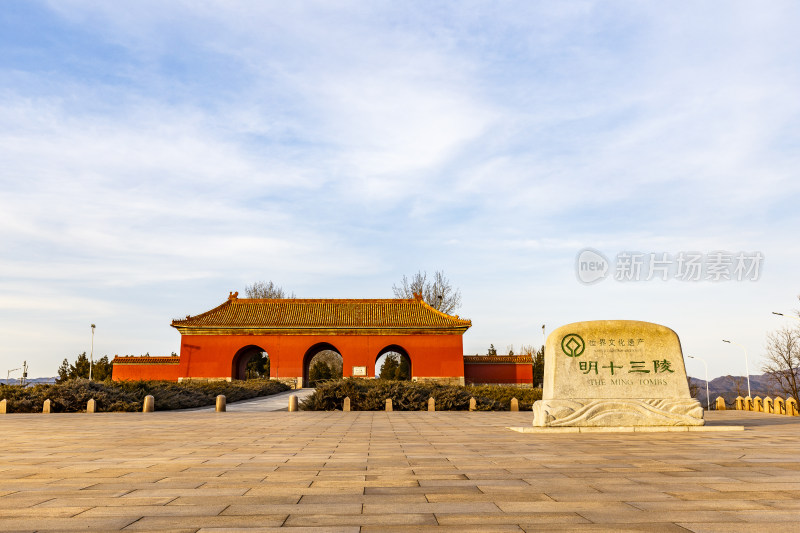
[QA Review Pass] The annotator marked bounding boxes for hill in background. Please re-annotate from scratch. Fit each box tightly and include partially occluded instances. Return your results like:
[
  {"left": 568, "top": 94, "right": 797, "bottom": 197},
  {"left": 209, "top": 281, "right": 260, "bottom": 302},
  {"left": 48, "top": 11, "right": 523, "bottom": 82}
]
[
  {"left": 0, "top": 377, "right": 56, "bottom": 386},
  {"left": 688, "top": 372, "right": 790, "bottom": 407}
]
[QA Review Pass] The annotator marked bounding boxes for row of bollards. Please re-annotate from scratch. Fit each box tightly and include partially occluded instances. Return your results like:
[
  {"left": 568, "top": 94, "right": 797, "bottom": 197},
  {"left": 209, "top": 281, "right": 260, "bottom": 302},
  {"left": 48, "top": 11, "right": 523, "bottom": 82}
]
[
  {"left": 2, "top": 393, "right": 526, "bottom": 414},
  {"left": 311, "top": 396, "right": 524, "bottom": 412},
  {"left": 0, "top": 394, "right": 216, "bottom": 414},
  {"left": 726, "top": 395, "right": 799, "bottom": 415},
  {"left": 0, "top": 396, "right": 158, "bottom": 414},
  {"left": 2, "top": 393, "right": 262, "bottom": 414}
]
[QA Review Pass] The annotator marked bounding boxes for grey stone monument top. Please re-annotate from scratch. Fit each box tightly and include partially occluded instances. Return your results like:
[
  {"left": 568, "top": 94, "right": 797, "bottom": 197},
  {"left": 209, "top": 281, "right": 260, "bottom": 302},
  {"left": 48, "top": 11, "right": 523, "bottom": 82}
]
[{"left": 532, "top": 320, "right": 703, "bottom": 427}]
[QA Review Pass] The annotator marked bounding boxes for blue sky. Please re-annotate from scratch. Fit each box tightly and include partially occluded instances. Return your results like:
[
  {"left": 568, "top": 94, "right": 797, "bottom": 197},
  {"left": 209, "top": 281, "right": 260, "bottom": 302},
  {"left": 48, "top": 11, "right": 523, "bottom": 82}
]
[{"left": 1, "top": 1, "right": 799, "bottom": 380}]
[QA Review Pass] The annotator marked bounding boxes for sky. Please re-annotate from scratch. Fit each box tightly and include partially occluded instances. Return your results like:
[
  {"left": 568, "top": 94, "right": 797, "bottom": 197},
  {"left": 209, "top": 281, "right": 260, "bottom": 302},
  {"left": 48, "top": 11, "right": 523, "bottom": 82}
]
[{"left": 1, "top": 1, "right": 799, "bottom": 380}]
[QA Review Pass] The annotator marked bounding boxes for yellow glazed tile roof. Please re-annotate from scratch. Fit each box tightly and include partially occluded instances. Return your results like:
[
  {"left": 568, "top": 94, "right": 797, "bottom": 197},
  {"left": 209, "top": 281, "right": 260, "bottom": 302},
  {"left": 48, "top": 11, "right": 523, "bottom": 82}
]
[
  {"left": 171, "top": 292, "right": 472, "bottom": 332},
  {"left": 463, "top": 355, "right": 533, "bottom": 364},
  {"left": 112, "top": 356, "right": 180, "bottom": 365}
]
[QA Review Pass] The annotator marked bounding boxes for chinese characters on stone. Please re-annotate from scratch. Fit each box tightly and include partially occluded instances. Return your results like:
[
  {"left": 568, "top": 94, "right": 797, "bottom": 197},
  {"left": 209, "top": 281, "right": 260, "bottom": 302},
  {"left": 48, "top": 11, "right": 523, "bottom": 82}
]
[
  {"left": 579, "top": 359, "right": 675, "bottom": 375},
  {"left": 588, "top": 338, "right": 645, "bottom": 347}
]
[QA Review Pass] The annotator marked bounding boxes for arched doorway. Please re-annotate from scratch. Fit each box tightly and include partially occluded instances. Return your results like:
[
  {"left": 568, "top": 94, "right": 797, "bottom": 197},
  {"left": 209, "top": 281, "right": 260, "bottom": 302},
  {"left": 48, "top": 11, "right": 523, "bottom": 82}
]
[
  {"left": 375, "top": 345, "right": 411, "bottom": 380},
  {"left": 303, "top": 343, "right": 343, "bottom": 387},
  {"left": 232, "top": 345, "right": 270, "bottom": 380}
]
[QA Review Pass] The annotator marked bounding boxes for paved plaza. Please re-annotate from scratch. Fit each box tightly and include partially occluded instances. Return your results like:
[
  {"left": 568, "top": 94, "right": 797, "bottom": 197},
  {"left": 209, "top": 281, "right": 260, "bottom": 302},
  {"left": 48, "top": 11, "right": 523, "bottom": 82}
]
[{"left": 1, "top": 409, "right": 799, "bottom": 532}]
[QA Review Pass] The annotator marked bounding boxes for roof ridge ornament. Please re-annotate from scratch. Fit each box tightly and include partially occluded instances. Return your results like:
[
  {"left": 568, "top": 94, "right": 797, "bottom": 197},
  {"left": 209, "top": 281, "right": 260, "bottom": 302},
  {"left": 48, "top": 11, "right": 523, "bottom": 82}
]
[
  {"left": 413, "top": 292, "right": 423, "bottom": 301},
  {"left": 228, "top": 291, "right": 239, "bottom": 300}
]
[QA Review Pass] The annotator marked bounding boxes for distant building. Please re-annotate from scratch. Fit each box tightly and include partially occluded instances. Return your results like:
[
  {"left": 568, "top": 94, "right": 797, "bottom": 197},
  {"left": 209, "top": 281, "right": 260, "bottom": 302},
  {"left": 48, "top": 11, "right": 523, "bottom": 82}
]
[{"left": 463, "top": 355, "right": 534, "bottom": 386}]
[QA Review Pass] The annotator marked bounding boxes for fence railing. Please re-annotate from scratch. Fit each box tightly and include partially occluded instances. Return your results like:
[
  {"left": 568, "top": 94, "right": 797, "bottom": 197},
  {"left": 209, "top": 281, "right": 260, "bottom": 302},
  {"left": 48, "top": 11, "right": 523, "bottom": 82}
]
[{"left": 716, "top": 395, "right": 799, "bottom": 416}]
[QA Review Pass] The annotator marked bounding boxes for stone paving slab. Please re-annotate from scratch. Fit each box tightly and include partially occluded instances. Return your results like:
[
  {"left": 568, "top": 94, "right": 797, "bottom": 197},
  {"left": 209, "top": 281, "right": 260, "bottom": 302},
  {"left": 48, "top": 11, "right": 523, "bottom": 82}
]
[
  {"left": 0, "top": 410, "right": 798, "bottom": 531},
  {"left": 509, "top": 425, "right": 745, "bottom": 433}
]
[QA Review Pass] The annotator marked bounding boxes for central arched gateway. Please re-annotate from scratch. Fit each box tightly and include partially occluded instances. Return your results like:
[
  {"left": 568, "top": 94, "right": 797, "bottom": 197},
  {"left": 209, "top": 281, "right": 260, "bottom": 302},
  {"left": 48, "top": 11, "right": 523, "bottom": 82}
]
[
  {"left": 114, "top": 292, "right": 471, "bottom": 386},
  {"left": 375, "top": 344, "right": 411, "bottom": 380},
  {"left": 232, "top": 345, "right": 269, "bottom": 380},
  {"left": 302, "top": 342, "right": 343, "bottom": 387}
]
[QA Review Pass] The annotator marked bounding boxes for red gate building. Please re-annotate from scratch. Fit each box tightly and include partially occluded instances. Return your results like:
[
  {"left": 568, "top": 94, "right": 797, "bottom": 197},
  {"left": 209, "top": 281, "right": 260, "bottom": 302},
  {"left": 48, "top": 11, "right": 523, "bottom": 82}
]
[{"left": 113, "top": 292, "right": 472, "bottom": 386}]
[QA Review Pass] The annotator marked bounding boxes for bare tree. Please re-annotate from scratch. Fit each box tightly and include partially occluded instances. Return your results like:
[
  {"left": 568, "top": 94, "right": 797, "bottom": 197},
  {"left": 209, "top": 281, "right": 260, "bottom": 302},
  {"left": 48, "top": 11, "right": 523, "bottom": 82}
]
[
  {"left": 687, "top": 377, "right": 700, "bottom": 400},
  {"left": 310, "top": 350, "right": 343, "bottom": 378},
  {"left": 762, "top": 326, "right": 800, "bottom": 404},
  {"left": 392, "top": 270, "right": 462, "bottom": 314},
  {"left": 244, "top": 281, "right": 296, "bottom": 299},
  {"left": 522, "top": 344, "right": 544, "bottom": 387},
  {"left": 732, "top": 377, "right": 747, "bottom": 398}
]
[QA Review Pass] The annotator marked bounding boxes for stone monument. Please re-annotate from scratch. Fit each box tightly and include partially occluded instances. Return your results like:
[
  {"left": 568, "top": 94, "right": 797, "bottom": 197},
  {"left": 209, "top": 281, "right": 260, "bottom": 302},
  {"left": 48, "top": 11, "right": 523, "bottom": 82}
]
[{"left": 532, "top": 320, "right": 703, "bottom": 427}]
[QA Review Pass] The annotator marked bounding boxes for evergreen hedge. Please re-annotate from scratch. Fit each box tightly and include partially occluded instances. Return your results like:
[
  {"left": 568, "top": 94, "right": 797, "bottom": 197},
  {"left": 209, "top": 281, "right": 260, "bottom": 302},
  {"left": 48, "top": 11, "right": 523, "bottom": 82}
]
[
  {"left": 301, "top": 379, "right": 542, "bottom": 411},
  {"left": 0, "top": 378, "right": 289, "bottom": 413}
]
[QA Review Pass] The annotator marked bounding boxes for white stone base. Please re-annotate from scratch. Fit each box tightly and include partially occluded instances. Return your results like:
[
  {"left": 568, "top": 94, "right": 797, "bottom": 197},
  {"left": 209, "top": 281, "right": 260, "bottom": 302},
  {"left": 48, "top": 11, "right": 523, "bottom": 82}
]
[
  {"left": 508, "top": 425, "right": 744, "bottom": 433},
  {"left": 532, "top": 398, "right": 704, "bottom": 427}
]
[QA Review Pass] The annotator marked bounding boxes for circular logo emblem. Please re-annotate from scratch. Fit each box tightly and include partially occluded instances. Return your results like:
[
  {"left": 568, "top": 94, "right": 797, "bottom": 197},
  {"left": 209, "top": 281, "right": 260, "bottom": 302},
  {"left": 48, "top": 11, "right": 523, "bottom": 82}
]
[
  {"left": 561, "top": 333, "right": 585, "bottom": 358},
  {"left": 575, "top": 248, "right": 609, "bottom": 285}
]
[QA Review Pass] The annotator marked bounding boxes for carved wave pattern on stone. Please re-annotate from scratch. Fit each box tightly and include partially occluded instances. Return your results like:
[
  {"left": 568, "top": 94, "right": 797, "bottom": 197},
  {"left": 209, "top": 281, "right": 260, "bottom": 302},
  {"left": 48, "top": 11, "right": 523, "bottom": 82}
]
[{"left": 533, "top": 398, "right": 704, "bottom": 427}]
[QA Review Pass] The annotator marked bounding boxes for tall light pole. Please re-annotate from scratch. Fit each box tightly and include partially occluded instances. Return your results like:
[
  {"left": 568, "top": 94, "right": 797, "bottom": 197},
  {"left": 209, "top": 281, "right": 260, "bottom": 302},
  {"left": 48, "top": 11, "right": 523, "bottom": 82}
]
[
  {"left": 722, "top": 339, "right": 750, "bottom": 398},
  {"left": 772, "top": 311, "right": 800, "bottom": 324},
  {"left": 687, "top": 355, "right": 710, "bottom": 411},
  {"left": 538, "top": 324, "right": 546, "bottom": 388},
  {"left": 541, "top": 324, "right": 546, "bottom": 357},
  {"left": 7, "top": 368, "right": 20, "bottom": 386},
  {"left": 89, "top": 324, "right": 96, "bottom": 381}
]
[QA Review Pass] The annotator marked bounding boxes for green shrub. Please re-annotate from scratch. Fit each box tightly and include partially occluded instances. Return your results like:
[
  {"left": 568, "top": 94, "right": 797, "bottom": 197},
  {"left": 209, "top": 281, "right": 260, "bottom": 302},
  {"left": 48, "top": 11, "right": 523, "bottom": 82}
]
[
  {"left": 300, "top": 379, "right": 541, "bottom": 411},
  {"left": 0, "top": 379, "right": 289, "bottom": 413},
  {"left": 466, "top": 385, "right": 542, "bottom": 411}
]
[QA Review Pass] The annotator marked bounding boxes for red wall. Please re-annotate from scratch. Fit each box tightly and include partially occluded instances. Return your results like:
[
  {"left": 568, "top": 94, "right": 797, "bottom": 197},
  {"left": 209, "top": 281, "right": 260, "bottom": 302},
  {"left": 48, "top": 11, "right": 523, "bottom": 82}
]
[
  {"left": 113, "top": 363, "right": 180, "bottom": 381},
  {"left": 464, "top": 362, "right": 533, "bottom": 385},
  {"left": 113, "top": 332, "right": 466, "bottom": 382},
  {"left": 179, "top": 333, "right": 465, "bottom": 379}
]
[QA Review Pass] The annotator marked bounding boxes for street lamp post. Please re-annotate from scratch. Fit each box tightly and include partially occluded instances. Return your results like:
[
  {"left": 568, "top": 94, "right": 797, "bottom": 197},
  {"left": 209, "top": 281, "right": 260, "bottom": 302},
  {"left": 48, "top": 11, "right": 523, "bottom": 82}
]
[
  {"left": 722, "top": 339, "right": 750, "bottom": 398},
  {"left": 540, "top": 324, "right": 546, "bottom": 388},
  {"left": 772, "top": 311, "right": 800, "bottom": 324},
  {"left": 687, "top": 355, "right": 710, "bottom": 411},
  {"left": 542, "top": 324, "right": 546, "bottom": 350},
  {"left": 89, "top": 324, "right": 96, "bottom": 381},
  {"left": 7, "top": 368, "right": 20, "bottom": 386}
]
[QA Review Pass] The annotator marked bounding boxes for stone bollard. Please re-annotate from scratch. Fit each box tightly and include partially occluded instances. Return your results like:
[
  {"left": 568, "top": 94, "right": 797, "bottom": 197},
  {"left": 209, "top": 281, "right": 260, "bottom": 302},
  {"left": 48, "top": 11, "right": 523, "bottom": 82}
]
[
  {"left": 735, "top": 396, "right": 744, "bottom": 410},
  {"left": 0, "top": 399, "right": 6, "bottom": 414},
  {"left": 428, "top": 397, "right": 435, "bottom": 412},
  {"left": 288, "top": 395, "right": 298, "bottom": 412},
  {"left": 753, "top": 396, "right": 763, "bottom": 412},
  {"left": 385, "top": 399, "right": 393, "bottom": 412},
  {"left": 510, "top": 398, "right": 519, "bottom": 412},
  {"left": 745, "top": 396, "right": 753, "bottom": 411},
  {"left": 142, "top": 395, "right": 154, "bottom": 413},
  {"left": 469, "top": 397, "right": 476, "bottom": 411},
  {"left": 86, "top": 399, "right": 96, "bottom": 413},
  {"left": 764, "top": 397, "right": 774, "bottom": 414},
  {"left": 343, "top": 397, "right": 351, "bottom": 412},
  {"left": 715, "top": 396, "right": 726, "bottom": 411},
  {"left": 43, "top": 399, "right": 52, "bottom": 414},
  {"left": 787, "top": 398, "right": 799, "bottom": 416},
  {"left": 775, "top": 397, "right": 785, "bottom": 415},
  {"left": 216, "top": 395, "right": 226, "bottom": 412}
]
